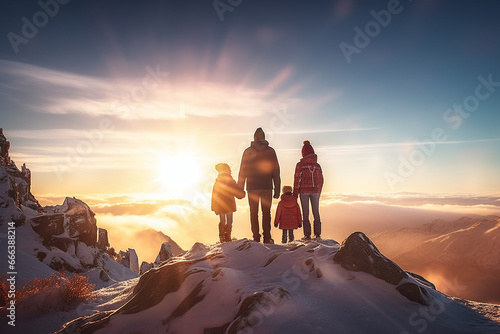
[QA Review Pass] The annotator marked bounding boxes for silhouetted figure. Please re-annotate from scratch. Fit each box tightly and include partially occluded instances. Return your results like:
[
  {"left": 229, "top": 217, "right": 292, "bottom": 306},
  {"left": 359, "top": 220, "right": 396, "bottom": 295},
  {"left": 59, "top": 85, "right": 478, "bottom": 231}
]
[
  {"left": 274, "top": 186, "right": 302, "bottom": 243},
  {"left": 238, "top": 128, "right": 281, "bottom": 243},
  {"left": 211, "top": 163, "right": 245, "bottom": 243},
  {"left": 293, "top": 140, "right": 324, "bottom": 240}
]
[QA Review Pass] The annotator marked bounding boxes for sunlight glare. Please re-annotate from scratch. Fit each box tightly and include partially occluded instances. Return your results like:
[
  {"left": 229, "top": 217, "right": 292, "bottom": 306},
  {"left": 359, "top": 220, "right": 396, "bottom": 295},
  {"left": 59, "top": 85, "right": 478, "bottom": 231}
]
[{"left": 157, "top": 151, "right": 202, "bottom": 193}]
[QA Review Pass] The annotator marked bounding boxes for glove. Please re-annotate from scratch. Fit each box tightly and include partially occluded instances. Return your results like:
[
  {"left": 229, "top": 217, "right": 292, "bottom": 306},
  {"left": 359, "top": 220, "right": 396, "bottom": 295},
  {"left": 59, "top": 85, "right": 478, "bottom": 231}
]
[
  {"left": 274, "top": 223, "right": 279, "bottom": 228},
  {"left": 299, "top": 223, "right": 302, "bottom": 228},
  {"left": 273, "top": 190, "right": 280, "bottom": 199}
]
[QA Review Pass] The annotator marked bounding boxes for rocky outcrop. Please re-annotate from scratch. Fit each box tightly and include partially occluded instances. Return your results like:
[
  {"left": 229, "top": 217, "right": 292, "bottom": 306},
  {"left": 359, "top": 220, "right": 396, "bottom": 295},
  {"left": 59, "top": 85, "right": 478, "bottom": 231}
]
[
  {"left": 28, "top": 197, "right": 105, "bottom": 272},
  {"left": 333, "top": 232, "right": 407, "bottom": 285},
  {"left": 0, "top": 128, "right": 11, "bottom": 165},
  {"left": 31, "top": 213, "right": 65, "bottom": 242},
  {"left": 0, "top": 128, "right": 42, "bottom": 222},
  {"left": 117, "top": 248, "right": 140, "bottom": 274},
  {"left": 97, "top": 227, "right": 110, "bottom": 251},
  {"left": 138, "top": 242, "right": 174, "bottom": 275},
  {"left": 32, "top": 197, "right": 98, "bottom": 246},
  {"left": 333, "top": 232, "right": 431, "bottom": 305},
  {"left": 155, "top": 242, "right": 173, "bottom": 266},
  {"left": 129, "top": 249, "right": 139, "bottom": 273},
  {"left": 140, "top": 261, "right": 153, "bottom": 274},
  {"left": 0, "top": 164, "right": 26, "bottom": 226}
]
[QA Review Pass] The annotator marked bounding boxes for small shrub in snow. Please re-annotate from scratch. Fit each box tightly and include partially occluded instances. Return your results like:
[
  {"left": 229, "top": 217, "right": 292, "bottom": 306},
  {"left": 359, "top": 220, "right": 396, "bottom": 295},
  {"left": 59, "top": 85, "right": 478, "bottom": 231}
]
[{"left": 0, "top": 272, "right": 95, "bottom": 316}]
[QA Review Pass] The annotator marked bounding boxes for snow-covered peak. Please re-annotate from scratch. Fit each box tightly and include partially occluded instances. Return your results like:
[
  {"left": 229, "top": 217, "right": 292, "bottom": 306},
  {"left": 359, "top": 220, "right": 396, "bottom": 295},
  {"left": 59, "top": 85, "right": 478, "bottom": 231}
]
[{"left": 57, "top": 236, "right": 500, "bottom": 334}]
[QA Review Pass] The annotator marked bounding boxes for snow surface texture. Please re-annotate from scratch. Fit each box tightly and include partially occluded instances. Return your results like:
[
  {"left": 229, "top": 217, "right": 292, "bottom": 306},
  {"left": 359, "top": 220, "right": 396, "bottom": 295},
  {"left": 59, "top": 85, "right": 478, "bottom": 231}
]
[{"left": 57, "top": 237, "right": 500, "bottom": 334}]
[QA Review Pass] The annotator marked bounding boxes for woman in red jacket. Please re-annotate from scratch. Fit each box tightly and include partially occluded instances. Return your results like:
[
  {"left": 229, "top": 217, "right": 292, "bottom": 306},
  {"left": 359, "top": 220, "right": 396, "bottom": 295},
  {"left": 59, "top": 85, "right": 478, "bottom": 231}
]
[
  {"left": 293, "top": 140, "right": 324, "bottom": 240},
  {"left": 274, "top": 186, "right": 302, "bottom": 243}
]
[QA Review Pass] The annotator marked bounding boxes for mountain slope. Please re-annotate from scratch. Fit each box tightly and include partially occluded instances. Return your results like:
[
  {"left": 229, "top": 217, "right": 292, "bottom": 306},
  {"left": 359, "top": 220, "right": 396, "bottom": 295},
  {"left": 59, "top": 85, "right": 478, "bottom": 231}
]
[
  {"left": 371, "top": 216, "right": 500, "bottom": 303},
  {"left": 57, "top": 236, "right": 500, "bottom": 334},
  {"left": 133, "top": 228, "right": 184, "bottom": 258}
]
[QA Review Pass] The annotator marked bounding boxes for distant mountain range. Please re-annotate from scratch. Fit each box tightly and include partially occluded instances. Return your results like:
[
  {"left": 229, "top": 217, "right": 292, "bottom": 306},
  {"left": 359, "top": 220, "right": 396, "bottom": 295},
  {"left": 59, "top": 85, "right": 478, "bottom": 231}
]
[{"left": 371, "top": 216, "right": 500, "bottom": 304}]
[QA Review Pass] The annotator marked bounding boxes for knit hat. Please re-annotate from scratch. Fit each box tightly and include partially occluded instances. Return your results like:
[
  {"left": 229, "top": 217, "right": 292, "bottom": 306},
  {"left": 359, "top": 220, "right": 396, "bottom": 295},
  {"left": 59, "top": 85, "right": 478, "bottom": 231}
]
[
  {"left": 254, "top": 127, "right": 265, "bottom": 141},
  {"left": 301, "top": 140, "right": 315, "bottom": 157},
  {"left": 282, "top": 185, "right": 293, "bottom": 194},
  {"left": 215, "top": 163, "right": 231, "bottom": 173}
]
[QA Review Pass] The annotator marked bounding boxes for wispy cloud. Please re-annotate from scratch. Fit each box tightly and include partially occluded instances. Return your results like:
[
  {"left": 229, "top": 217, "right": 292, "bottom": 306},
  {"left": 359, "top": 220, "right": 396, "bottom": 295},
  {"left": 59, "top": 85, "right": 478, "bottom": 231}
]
[
  {"left": 321, "top": 192, "right": 500, "bottom": 207},
  {"left": 314, "top": 138, "right": 500, "bottom": 154},
  {"left": 0, "top": 60, "right": 296, "bottom": 120},
  {"left": 215, "top": 127, "right": 380, "bottom": 137}
]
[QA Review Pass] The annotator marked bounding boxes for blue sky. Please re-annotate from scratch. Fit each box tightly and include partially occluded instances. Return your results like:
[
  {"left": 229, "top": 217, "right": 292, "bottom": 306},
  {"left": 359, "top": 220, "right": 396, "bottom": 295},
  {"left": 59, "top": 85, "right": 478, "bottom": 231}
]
[{"left": 1, "top": 0, "right": 500, "bottom": 198}]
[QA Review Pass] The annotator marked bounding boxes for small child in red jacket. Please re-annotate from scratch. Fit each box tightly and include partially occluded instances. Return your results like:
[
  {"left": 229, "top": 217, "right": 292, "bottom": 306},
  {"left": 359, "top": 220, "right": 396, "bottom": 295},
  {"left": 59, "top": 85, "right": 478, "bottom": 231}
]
[
  {"left": 211, "top": 163, "right": 245, "bottom": 243},
  {"left": 274, "top": 186, "right": 302, "bottom": 243}
]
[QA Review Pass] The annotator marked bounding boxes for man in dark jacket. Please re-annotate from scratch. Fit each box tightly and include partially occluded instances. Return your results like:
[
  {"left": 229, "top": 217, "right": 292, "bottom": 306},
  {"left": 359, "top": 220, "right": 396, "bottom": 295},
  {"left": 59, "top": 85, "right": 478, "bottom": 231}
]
[{"left": 238, "top": 128, "right": 281, "bottom": 243}]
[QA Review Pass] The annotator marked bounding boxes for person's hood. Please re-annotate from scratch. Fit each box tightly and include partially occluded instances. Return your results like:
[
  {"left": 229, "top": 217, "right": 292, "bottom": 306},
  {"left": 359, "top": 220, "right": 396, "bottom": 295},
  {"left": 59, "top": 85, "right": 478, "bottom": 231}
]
[
  {"left": 250, "top": 140, "right": 270, "bottom": 151},
  {"left": 280, "top": 194, "right": 298, "bottom": 208},
  {"left": 300, "top": 153, "right": 318, "bottom": 163}
]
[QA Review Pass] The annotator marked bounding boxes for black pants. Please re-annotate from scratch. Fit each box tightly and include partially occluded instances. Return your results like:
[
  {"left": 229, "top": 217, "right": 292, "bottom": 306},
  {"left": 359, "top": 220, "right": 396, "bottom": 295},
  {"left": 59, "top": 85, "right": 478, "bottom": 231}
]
[
  {"left": 248, "top": 189, "right": 273, "bottom": 242},
  {"left": 282, "top": 229, "right": 294, "bottom": 243}
]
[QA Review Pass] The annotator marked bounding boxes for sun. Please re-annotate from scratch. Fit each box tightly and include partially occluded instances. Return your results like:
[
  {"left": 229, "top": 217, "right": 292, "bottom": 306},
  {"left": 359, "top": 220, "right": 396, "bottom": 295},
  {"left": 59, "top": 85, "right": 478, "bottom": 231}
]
[{"left": 156, "top": 151, "right": 202, "bottom": 193}]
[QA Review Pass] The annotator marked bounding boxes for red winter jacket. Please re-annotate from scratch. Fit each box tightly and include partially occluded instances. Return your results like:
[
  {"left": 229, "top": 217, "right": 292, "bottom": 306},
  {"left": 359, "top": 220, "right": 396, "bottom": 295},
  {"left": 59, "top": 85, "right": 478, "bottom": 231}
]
[
  {"left": 274, "top": 194, "right": 302, "bottom": 229},
  {"left": 211, "top": 173, "right": 245, "bottom": 215},
  {"left": 293, "top": 154, "right": 324, "bottom": 195}
]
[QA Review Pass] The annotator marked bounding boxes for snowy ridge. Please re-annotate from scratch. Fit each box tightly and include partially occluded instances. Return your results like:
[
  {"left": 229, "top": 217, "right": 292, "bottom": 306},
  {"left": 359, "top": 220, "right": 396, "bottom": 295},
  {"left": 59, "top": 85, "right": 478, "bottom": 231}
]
[
  {"left": 57, "top": 236, "right": 500, "bottom": 334},
  {"left": 371, "top": 216, "right": 500, "bottom": 303}
]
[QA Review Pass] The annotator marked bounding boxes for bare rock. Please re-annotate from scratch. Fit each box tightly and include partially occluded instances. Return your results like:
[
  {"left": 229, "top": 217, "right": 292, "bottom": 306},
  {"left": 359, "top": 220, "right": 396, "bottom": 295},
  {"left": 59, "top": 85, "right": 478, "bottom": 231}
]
[
  {"left": 333, "top": 231, "right": 407, "bottom": 285},
  {"left": 97, "top": 228, "right": 110, "bottom": 251},
  {"left": 140, "top": 261, "right": 153, "bottom": 274},
  {"left": 0, "top": 164, "right": 26, "bottom": 226},
  {"left": 154, "top": 242, "right": 173, "bottom": 266},
  {"left": 334, "top": 232, "right": 430, "bottom": 305},
  {"left": 31, "top": 213, "right": 65, "bottom": 239},
  {"left": 63, "top": 197, "right": 98, "bottom": 247},
  {"left": 0, "top": 128, "right": 10, "bottom": 165}
]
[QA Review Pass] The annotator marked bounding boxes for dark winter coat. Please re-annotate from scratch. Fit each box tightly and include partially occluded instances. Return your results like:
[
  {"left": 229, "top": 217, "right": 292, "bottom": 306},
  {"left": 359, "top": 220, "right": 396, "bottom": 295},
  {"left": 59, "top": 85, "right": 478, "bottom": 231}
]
[
  {"left": 293, "top": 153, "right": 324, "bottom": 195},
  {"left": 274, "top": 194, "right": 302, "bottom": 230},
  {"left": 238, "top": 140, "right": 281, "bottom": 191},
  {"left": 211, "top": 173, "right": 245, "bottom": 215}
]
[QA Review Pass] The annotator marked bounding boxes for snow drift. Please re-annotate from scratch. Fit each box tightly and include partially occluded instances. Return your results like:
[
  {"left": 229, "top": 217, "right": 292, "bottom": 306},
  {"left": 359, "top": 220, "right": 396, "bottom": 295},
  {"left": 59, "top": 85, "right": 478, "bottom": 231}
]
[{"left": 58, "top": 235, "right": 500, "bottom": 334}]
